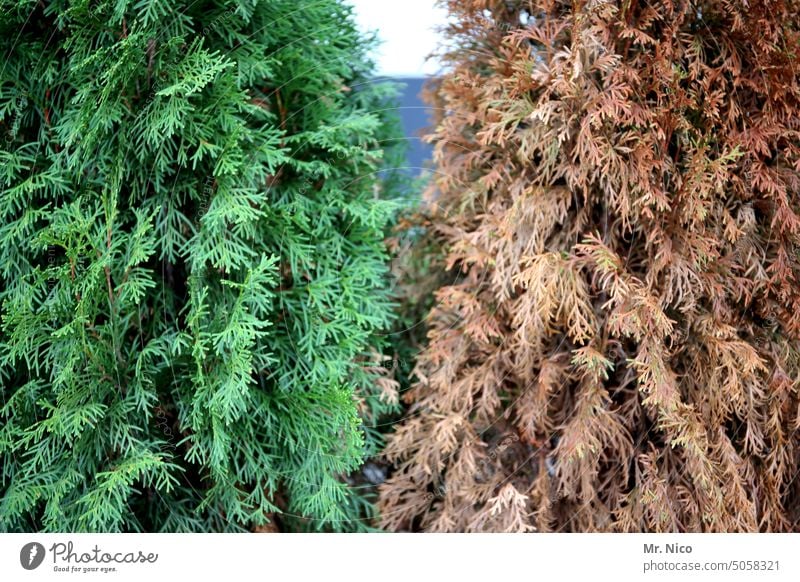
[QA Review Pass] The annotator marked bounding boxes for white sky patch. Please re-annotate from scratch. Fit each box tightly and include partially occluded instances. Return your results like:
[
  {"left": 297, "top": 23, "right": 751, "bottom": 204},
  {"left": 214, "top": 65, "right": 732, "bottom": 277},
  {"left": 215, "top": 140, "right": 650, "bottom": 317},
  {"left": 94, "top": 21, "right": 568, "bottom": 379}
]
[{"left": 347, "top": 0, "right": 448, "bottom": 77}]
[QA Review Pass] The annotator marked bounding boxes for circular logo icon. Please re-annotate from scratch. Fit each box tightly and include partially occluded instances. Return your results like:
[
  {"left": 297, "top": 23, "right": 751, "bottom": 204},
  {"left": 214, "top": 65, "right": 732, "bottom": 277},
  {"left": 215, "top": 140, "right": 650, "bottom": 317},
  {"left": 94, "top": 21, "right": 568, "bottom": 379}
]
[{"left": 20, "top": 542, "right": 46, "bottom": 570}]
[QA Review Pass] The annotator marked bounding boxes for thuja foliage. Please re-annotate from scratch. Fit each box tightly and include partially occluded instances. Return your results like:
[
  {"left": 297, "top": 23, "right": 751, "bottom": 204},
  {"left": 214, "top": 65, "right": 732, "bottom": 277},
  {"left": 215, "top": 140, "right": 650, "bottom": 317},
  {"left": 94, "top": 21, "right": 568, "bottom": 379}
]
[
  {"left": 380, "top": 0, "right": 800, "bottom": 532},
  {"left": 0, "top": 0, "right": 403, "bottom": 532}
]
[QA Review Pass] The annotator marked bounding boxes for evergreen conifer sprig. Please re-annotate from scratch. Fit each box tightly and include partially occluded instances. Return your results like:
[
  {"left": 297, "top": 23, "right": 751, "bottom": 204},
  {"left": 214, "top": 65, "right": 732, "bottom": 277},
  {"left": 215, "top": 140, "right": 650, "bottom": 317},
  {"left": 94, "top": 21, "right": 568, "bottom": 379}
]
[
  {"left": 0, "top": 0, "right": 403, "bottom": 532},
  {"left": 381, "top": 0, "right": 800, "bottom": 532}
]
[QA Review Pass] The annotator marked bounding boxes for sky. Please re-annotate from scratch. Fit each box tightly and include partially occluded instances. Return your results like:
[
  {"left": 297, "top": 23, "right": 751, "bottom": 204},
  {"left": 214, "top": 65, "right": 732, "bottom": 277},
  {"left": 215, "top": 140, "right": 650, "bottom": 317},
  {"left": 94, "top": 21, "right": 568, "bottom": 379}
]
[{"left": 347, "top": 0, "right": 448, "bottom": 77}]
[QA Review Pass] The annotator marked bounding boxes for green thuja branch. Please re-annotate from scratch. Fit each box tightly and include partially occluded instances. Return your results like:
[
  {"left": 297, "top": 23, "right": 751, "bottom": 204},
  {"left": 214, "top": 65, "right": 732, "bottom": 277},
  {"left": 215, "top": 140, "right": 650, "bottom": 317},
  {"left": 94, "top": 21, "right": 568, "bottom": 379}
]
[{"left": 0, "top": 0, "right": 404, "bottom": 532}]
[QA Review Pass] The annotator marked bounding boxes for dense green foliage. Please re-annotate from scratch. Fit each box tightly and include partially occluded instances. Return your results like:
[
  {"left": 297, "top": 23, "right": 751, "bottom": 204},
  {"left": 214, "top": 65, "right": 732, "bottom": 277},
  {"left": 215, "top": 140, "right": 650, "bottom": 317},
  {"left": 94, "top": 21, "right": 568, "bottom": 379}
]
[{"left": 0, "top": 0, "right": 402, "bottom": 532}]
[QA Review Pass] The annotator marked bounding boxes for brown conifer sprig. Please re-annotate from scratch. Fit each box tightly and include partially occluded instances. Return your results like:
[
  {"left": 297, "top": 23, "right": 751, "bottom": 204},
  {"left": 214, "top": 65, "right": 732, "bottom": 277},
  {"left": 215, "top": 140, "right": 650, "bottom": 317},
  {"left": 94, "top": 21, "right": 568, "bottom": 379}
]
[{"left": 379, "top": 0, "right": 800, "bottom": 532}]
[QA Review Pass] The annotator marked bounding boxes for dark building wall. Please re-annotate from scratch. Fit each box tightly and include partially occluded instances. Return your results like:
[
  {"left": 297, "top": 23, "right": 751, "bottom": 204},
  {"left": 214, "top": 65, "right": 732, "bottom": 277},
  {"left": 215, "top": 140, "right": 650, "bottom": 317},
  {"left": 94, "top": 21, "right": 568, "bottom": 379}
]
[{"left": 392, "top": 77, "right": 434, "bottom": 175}]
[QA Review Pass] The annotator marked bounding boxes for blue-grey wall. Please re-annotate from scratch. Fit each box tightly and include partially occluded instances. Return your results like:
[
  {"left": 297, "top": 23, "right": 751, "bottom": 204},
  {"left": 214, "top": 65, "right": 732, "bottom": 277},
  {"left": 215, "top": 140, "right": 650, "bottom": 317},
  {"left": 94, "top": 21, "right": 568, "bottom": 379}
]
[{"left": 393, "top": 77, "right": 434, "bottom": 175}]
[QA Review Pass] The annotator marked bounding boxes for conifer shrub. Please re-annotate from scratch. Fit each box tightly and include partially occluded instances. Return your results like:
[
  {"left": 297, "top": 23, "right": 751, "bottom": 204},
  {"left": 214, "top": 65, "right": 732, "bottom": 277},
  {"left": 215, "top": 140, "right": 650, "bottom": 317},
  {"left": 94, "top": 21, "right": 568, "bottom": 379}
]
[
  {"left": 0, "top": 0, "right": 403, "bottom": 532},
  {"left": 380, "top": 0, "right": 800, "bottom": 532}
]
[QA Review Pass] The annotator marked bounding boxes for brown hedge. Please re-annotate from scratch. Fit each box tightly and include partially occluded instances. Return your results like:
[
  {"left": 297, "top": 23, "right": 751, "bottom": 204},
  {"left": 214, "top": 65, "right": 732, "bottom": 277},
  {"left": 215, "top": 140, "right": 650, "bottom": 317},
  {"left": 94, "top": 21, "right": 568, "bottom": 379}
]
[{"left": 379, "top": 0, "right": 800, "bottom": 532}]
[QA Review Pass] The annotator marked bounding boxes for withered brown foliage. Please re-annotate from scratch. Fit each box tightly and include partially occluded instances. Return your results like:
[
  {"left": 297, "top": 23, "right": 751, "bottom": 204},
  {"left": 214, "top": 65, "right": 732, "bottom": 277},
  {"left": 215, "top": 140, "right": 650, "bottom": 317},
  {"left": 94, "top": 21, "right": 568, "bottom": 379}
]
[{"left": 379, "top": 0, "right": 800, "bottom": 532}]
